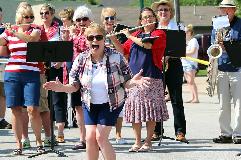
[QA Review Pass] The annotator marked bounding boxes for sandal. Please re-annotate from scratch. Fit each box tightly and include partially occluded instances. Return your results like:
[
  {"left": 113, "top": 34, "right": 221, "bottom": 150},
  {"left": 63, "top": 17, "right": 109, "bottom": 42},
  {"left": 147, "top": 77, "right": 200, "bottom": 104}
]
[
  {"left": 72, "top": 141, "right": 86, "bottom": 150},
  {"left": 151, "top": 134, "right": 160, "bottom": 141},
  {"left": 37, "top": 145, "right": 45, "bottom": 153},
  {"left": 128, "top": 145, "right": 141, "bottom": 152},
  {"left": 13, "top": 149, "right": 22, "bottom": 155},
  {"left": 138, "top": 145, "right": 153, "bottom": 152}
]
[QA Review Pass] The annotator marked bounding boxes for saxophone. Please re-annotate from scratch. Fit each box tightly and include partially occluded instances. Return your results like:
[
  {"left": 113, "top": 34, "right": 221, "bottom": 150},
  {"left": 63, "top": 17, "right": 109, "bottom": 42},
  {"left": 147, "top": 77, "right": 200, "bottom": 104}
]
[{"left": 206, "top": 29, "right": 226, "bottom": 97}]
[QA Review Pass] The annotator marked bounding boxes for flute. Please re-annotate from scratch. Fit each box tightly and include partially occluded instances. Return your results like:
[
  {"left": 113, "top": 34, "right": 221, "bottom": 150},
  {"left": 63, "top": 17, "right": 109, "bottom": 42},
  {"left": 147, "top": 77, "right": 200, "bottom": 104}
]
[
  {"left": 106, "top": 22, "right": 157, "bottom": 38},
  {"left": 1, "top": 23, "right": 34, "bottom": 28}
]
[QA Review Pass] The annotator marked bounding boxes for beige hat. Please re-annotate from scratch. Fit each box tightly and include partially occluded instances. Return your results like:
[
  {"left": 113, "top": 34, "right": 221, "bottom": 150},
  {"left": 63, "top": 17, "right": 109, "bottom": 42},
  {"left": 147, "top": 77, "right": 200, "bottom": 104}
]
[
  {"left": 218, "top": 0, "right": 236, "bottom": 8},
  {"left": 151, "top": 0, "right": 173, "bottom": 11},
  {"left": 151, "top": 0, "right": 174, "bottom": 19}
]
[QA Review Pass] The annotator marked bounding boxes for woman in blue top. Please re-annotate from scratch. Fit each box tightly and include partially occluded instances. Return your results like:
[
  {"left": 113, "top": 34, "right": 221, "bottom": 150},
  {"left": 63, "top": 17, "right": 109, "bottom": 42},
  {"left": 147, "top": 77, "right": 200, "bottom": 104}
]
[{"left": 122, "top": 7, "right": 168, "bottom": 152}]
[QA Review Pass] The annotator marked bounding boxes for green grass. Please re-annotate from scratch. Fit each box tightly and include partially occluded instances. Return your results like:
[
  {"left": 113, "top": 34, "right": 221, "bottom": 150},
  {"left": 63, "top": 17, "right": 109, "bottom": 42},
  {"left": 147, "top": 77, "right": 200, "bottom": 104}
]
[{"left": 197, "top": 69, "right": 207, "bottom": 76}]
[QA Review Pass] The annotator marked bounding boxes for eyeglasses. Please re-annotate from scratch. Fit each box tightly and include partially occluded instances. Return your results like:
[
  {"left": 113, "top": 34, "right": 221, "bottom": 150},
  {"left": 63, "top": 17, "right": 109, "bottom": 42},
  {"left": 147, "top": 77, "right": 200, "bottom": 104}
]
[
  {"left": 23, "top": 15, "right": 34, "bottom": 19},
  {"left": 40, "top": 11, "right": 50, "bottom": 16},
  {"left": 76, "top": 17, "right": 89, "bottom": 22},
  {"left": 87, "top": 35, "right": 104, "bottom": 41},
  {"left": 142, "top": 15, "right": 154, "bottom": 20},
  {"left": 104, "top": 16, "right": 115, "bottom": 21},
  {"left": 157, "top": 8, "right": 170, "bottom": 12}
]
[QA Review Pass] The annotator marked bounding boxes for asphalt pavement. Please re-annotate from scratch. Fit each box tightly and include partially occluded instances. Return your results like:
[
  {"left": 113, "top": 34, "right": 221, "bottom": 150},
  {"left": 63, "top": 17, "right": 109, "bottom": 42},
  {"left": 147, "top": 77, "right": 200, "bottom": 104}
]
[{"left": 1, "top": 77, "right": 241, "bottom": 160}]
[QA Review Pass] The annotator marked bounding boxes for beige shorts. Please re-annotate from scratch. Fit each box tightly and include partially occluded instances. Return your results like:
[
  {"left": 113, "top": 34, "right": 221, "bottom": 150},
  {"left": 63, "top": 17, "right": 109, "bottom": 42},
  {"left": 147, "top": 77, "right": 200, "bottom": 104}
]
[
  {"left": 39, "top": 74, "right": 49, "bottom": 112},
  {"left": 0, "top": 82, "right": 4, "bottom": 97}
]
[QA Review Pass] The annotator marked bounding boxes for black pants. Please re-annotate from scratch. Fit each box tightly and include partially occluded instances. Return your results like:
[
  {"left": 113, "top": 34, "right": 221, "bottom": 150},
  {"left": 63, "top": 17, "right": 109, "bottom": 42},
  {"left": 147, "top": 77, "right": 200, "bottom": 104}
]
[
  {"left": 48, "top": 67, "right": 67, "bottom": 123},
  {"left": 154, "top": 59, "right": 186, "bottom": 135}
]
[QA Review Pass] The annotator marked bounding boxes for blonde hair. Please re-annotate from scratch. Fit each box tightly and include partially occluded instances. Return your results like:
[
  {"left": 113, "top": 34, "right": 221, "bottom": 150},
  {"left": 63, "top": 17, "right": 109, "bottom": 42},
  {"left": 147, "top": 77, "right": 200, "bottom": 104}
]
[
  {"left": 84, "top": 23, "right": 106, "bottom": 37},
  {"left": 15, "top": 2, "right": 34, "bottom": 25},
  {"left": 40, "top": 3, "right": 55, "bottom": 15},
  {"left": 186, "top": 24, "right": 194, "bottom": 36},
  {"left": 59, "top": 8, "right": 74, "bottom": 21},
  {"left": 100, "top": 7, "right": 116, "bottom": 22}
]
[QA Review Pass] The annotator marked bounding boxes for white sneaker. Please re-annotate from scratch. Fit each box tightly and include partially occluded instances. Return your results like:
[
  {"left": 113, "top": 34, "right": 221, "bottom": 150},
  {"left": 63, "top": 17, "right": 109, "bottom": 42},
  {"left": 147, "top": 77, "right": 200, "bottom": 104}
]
[{"left": 116, "top": 138, "right": 128, "bottom": 144}]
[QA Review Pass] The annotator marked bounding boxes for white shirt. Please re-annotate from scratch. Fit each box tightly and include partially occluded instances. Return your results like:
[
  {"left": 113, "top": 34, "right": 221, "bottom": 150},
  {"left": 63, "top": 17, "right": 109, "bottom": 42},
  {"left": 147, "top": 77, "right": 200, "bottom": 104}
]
[
  {"left": 90, "top": 63, "right": 109, "bottom": 104},
  {"left": 157, "top": 19, "right": 185, "bottom": 31},
  {"left": 182, "top": 38, "right": 199, "bottom": 67}
]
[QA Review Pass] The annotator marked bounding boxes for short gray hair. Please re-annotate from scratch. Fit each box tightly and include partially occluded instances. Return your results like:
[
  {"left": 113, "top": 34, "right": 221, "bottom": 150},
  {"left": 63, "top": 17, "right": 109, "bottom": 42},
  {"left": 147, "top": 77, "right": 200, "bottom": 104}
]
[{"left": 73, "top": 5, "right": 93, "bottom": 21}]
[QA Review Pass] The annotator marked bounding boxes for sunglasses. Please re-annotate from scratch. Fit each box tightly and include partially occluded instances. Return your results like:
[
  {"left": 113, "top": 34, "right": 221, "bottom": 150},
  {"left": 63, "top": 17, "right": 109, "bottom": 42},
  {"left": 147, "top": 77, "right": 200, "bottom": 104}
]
[
  {"left": 142, "top": 15, "right": 154, "bottom": 20},
  {"left": 157, "top": 8, "right": 170, "bottom": 12},
  {"left": 40, "top": 11, "right": 50, "bottom": 16},
  {"left": 23, "top": 15, "right": 34, "bottom": 19},
  {"left": 87, "top": 35, "right": 104, "bottom": 41},
  {"left": 104, "top": 16, "right": 115, "bottom": 21},
  {"left": 76, "top": 17, "right": 89, "bottom": 22}
]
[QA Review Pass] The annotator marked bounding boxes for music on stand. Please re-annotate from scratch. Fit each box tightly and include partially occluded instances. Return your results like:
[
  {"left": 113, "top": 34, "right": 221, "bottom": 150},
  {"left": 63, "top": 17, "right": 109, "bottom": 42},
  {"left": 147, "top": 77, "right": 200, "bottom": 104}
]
[{"left": 26, "top": 41, "right": 73, "bottom": 158}]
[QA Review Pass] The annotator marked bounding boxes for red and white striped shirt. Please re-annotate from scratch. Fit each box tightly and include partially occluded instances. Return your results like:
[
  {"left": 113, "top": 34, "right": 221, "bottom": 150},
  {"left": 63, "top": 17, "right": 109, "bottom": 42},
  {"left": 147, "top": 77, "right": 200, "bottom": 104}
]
[{"left": 0, "top": 26, "right": 41, "bottom": 72}]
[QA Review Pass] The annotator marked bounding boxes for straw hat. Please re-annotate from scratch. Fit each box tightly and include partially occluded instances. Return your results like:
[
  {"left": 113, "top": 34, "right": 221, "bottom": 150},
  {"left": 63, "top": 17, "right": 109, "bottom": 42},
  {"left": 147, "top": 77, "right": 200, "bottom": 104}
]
[
  {"left": 151, "top": 0, "right": 173, "bottom": 11},
  {"left": 218, "top": 0, "right": 236, "bottom": 8},
  {"left": 151, "top": 0, "right": 175, "bottom": 19}
]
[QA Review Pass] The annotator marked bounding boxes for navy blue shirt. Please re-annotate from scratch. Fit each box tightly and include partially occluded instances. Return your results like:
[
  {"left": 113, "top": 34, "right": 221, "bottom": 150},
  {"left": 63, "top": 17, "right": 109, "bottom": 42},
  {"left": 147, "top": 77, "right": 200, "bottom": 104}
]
[
  {"left": 211, "top": 16, "right": 241, "bottom": 72},
  {"left": 128, "top": 32, "right": 163, "bottom": 79}
]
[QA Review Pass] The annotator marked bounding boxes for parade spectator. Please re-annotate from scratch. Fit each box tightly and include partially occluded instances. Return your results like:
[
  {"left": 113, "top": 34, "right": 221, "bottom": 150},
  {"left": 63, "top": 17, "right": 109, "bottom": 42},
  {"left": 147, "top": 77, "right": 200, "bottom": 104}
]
[{"left": 182, "top": 24, "right": 199, "bottom": 103}]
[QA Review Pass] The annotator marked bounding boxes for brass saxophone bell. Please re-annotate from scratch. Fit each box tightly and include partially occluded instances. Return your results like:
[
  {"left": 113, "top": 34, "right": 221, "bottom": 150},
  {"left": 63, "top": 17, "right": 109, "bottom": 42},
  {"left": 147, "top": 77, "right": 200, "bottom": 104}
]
[{"left": 207, "top": 44, "right": 222, "bottom": 59}]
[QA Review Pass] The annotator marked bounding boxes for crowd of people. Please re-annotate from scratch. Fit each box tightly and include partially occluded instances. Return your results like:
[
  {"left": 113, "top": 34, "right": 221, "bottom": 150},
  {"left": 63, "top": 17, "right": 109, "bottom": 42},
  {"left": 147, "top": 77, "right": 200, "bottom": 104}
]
[{"left": 0, "top": 0, "right": 241, "bottom": 159}]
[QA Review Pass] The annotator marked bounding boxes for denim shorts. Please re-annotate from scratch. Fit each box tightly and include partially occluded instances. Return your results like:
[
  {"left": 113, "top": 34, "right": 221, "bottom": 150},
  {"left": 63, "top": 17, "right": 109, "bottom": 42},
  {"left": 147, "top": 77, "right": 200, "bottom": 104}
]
[
  {"left": 83, "top": 103, "right": 123, "bottom": 126},
  {"left": 183, "top": 64, "right": 198, "bottom": 72},
  {"left": 4, "top": 72, "right": 40, "bottom": 108}
]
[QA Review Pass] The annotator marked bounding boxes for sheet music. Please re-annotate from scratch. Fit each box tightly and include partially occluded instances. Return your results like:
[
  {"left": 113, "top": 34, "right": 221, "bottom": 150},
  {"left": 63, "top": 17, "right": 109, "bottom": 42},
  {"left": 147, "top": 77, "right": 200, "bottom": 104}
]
[{"left": 212, "top": 15, "right": 230, "bottom": 30}]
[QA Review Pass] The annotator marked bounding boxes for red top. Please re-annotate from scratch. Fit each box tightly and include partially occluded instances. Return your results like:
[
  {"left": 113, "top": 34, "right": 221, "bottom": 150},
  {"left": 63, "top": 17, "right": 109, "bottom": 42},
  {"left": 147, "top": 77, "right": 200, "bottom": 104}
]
[{"left": 123, "top": 29, "right": 166, "bottom": 71}]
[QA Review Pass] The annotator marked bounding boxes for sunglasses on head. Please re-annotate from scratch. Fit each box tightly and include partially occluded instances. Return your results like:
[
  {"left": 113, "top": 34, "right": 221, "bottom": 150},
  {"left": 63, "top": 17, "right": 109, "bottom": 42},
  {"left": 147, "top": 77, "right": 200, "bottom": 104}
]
[
  {"left": 157, "top": 8, "right": 170, "bottom": 12},
  {"left": 23, "top": 15, "right": 34, "bottom": 19},
  {"left": 104, "top": 16, "right": 115, "bottom": 21},
  {"left": 40, "top": 11, "right": 50, "bottom": 16},
  {"left": 87, "top": 35, "right": 104, "bottom": 41},
  {"left": 76, "top": 17, "right": 89, "bottom": 22}
]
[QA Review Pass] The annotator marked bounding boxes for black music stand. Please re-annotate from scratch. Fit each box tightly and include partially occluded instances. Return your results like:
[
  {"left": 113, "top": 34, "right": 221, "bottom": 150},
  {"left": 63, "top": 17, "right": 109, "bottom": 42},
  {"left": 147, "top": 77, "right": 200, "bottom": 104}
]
[
  {"left": 26, "top": 41, "right": 73, "bottom": 158},
  {"left": 164, "top": 29, "right": 186, "bottom": 57},
  {"left": 223, "top": 41, "right": 241, "bottom": 67},
  {"left": 157, "top": 29, "right": 188, "bottom": 145}
]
